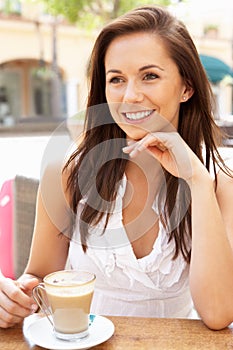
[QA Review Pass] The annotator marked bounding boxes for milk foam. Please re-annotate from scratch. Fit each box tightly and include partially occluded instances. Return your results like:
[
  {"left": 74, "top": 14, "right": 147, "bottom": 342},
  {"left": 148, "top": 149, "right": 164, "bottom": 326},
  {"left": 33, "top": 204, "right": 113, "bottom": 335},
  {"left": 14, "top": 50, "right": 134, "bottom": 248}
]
[{"left": 44, "top": 271, "right": 95, "bottom": 296}]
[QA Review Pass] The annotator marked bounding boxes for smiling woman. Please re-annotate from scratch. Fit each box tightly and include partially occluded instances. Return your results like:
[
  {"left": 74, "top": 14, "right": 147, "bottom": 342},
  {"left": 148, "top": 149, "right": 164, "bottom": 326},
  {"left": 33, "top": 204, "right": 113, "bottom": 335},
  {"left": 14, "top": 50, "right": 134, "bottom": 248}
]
[
  {"left": 105, "top": 32, "right": 193, "bottom": 139},
  {"left": 0, "top": 5, "right": 233, "bottom": 332}
]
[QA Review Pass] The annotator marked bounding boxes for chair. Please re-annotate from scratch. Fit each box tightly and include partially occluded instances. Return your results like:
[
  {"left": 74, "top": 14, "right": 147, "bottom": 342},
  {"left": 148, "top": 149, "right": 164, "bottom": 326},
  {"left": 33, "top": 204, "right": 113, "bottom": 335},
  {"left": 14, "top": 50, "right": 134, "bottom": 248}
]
[
  {"left": 0, "top": 179, "right": 14, "bottom": 278},
  {"left": 1, "top": 175, "right": 70, "bottom": 279},
  {"left": 0, "top": 176, "right": 39, "bottom": 279},
  {"left": 13, "top": 175, "right": 39, "bottom": 279}
]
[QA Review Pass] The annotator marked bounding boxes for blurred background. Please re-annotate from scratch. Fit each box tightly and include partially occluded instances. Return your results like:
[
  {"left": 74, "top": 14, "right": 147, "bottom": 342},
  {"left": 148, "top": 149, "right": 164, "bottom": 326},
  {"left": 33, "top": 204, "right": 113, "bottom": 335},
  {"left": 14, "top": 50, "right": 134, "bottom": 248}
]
[
  {"left": 0, "top": 0, "right": 233, "bottom": 184},
  {"left": 0, "top": 0, "right": 233, "bottom": 279}
]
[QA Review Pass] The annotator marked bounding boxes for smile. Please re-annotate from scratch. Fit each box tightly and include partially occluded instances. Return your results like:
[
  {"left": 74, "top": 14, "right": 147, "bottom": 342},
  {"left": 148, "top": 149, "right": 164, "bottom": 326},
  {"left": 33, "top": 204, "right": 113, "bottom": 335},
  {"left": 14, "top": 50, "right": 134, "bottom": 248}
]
[{"left": 122, "top": 110, "right": 154, "bottom": 122}]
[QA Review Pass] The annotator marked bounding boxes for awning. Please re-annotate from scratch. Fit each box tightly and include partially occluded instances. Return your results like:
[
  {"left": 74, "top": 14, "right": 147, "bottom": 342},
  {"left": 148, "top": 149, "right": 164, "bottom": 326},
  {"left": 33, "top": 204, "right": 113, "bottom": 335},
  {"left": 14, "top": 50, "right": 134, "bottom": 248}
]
[{"left": 199, "top": 54, "right": 233, "bottom": 84}]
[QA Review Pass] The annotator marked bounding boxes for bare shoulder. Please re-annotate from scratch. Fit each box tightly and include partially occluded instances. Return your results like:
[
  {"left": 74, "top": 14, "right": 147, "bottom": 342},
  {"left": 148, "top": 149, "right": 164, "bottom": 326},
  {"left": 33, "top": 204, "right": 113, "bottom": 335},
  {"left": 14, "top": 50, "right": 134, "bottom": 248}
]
[
  {"left": 41, "top": 154, "right": 75, "bottom": 180},
  {"left": 39, "top": 156, "right": 75, "bottom": 207},
  {"left": 217, "top": 163, "right": 233, "bottom": 187},
  {"left": 216, "top": 164, "right": 233, "bottom": 213}
]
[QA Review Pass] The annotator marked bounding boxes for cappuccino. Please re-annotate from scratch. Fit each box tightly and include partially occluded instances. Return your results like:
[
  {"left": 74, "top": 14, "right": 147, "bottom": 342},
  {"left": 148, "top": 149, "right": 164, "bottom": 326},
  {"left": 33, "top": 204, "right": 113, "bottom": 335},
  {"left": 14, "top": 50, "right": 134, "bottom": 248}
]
[
  {"left": 47, "top": 290, "right": 94, "bottom": 334},
  {"left": 33, "top": 270, "right": 96, "bottom": 340}
]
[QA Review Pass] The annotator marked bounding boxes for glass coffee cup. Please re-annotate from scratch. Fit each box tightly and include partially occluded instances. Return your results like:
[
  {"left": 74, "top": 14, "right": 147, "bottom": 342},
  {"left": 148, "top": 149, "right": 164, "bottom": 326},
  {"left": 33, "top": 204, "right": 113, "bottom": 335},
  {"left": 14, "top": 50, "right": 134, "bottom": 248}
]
[{"left": 32, "top": 270, "right": 96, "bottom": 341}]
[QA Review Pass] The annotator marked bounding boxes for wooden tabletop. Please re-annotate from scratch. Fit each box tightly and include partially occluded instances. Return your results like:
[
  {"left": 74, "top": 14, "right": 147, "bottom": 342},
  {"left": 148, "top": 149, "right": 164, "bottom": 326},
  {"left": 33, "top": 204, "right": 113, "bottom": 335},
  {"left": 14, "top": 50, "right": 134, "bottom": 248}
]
[{"left": 1, "top": 315, "right": 233, "bottom": 350}]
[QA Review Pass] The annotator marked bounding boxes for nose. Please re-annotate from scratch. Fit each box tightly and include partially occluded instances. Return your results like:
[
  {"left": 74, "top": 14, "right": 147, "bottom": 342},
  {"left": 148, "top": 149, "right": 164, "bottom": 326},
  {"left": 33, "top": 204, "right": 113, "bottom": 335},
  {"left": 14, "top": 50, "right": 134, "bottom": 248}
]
[{"left": 123, "top": 81, "right": 143, "bottom": 103}]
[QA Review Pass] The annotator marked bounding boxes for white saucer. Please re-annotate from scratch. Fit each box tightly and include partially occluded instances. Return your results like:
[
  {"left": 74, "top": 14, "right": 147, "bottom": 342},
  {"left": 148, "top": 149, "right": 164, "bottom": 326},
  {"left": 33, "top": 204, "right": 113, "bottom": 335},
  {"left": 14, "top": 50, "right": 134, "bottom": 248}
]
[{"left": 23, "top": 314, "right": 114, "bottom": 350}]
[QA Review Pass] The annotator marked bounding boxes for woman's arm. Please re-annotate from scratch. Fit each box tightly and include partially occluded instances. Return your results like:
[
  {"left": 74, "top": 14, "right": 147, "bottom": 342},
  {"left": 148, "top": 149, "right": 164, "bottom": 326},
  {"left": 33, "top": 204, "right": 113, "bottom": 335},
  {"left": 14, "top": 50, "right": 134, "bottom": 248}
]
[
  {"left": 0, "top": 162, "right": 71, "bottom": 328},
  {"left": 24, "top": 162, "right": 70, "bottom": 278},
  {"left": 123, "top": 132, "right": 233, "bottom": 329},
  {"left": 189, "top": 168, "right": 233, "bottom": 330}
]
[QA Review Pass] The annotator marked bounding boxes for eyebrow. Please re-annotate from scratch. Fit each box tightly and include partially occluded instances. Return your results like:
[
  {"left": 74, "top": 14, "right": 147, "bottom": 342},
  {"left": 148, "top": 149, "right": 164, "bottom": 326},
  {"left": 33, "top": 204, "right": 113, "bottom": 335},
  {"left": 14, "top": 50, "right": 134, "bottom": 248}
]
[
  {"left": 106, "top": 64, "right": 164, "bottom": 75},
  {"left": 106, "top": 69, "right": 122, "bottom": 75},
  {"left": 139, "top": 64, "right": 164, "bottom": 72}
]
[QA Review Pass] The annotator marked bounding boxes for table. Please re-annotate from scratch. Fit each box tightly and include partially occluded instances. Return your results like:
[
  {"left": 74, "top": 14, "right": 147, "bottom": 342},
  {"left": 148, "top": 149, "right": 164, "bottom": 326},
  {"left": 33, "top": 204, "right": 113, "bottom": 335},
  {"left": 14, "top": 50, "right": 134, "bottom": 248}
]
[{"left": 0, "top": 316, "right": 233, "bottom": 350}]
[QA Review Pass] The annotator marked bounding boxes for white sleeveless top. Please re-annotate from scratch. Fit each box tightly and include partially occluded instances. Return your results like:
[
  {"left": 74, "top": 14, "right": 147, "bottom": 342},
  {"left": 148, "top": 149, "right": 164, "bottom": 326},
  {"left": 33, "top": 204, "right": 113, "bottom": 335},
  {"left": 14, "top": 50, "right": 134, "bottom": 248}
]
[{"left": 68, "top": 175, "right": 197, "bottom": 318}]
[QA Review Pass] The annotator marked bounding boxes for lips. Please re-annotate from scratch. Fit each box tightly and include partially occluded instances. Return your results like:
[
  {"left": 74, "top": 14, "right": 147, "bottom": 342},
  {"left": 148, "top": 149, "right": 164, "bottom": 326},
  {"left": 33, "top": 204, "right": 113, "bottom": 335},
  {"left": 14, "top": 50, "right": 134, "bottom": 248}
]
[{"left": 122, "top": 109, "right": 154, "bottom": 123}]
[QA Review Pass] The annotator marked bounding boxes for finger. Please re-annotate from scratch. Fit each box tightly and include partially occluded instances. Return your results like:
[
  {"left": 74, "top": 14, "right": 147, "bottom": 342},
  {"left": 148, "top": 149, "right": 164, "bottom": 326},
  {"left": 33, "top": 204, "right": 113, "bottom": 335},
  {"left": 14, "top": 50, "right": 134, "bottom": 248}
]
[
  {"left": 123, "top": 133, "right": 170, "bottom": 158},
  {"left": 154, "top": 141, "right": 168, "bottom": 152},
  {"left": 123, "top": 136, "right": 149, "bottom": 157},
  {"left": 0, "top": 303, "right": 23, "bottom": 327},
  {"left": 19, "top": 279, "right": 39, "bottom": 312},
  {"left": 125, "top": 145, "right": 144, "bottom": 158},
  {"left": 0, "top": 321, "right": 15, "bottom": 329},
  {"left": 127, "top": 139, "right": 136, "bottom": 146},
  {"left": 122, "top": 143, "right": 136, "bottom": 153},
  {"left": 0, "top": 315, "right": 16, "bottom": 329},
  {"left": 0, "top": 288, "right": 32, "bottom": 328},
  {"left": 125, "top": 135, "right": 165, "bottom": 158},
  {"left": 0, "top": 289, "right": 34, "bottom": 318},
  {"left": 19, "top": 278, "right": 40, "bottom": 298},
  {"left": 140, "top": 134, "right": 168, "bottom": 149},
  {"left": 0, "top": 278, "right": 34, "bottom": 310}
]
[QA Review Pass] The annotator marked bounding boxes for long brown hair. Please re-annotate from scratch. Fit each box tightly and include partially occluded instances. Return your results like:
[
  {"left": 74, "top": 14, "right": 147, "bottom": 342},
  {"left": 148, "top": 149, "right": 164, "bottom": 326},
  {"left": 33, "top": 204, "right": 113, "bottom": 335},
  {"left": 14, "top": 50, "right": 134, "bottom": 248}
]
[{"left": 64, "top": 5, "right": 226, "bottom": 262}]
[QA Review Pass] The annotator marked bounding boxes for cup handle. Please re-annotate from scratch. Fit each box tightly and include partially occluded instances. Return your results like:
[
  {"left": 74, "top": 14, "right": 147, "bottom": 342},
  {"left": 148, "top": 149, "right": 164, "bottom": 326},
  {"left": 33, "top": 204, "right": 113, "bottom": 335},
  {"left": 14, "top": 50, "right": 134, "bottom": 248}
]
[{"left": 32, "top": 283, "right": 54, "bottom": 328}]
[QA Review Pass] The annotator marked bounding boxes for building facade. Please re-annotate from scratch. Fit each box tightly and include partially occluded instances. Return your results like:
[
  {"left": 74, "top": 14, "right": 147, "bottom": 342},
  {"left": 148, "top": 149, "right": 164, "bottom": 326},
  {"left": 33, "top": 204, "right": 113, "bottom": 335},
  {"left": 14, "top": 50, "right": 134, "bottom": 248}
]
[
  {"left": 173, "top": 0, "right": 233, "bottom": 119},
  {"left": 0, "top": 0, "right": 232, "bottom": 128},
  {"left": 0, "top": 1, "right": 96, "bottom": 126}
]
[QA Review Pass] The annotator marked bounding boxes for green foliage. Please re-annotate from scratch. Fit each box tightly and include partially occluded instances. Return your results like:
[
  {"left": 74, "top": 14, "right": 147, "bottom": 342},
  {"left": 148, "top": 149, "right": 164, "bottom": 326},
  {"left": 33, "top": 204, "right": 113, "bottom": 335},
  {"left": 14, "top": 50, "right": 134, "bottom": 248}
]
[
  {"left": 28, "top": 0, "right": 173, "bottom": 28},
  {"left": 38, "top": 0, "right": 91, "bottom": 22},
  {"left": 117, "top": 0, "right": 172, "bottom": 17},
  {"left": 1, "top": 0, "right": 21, "bottom": 15}
]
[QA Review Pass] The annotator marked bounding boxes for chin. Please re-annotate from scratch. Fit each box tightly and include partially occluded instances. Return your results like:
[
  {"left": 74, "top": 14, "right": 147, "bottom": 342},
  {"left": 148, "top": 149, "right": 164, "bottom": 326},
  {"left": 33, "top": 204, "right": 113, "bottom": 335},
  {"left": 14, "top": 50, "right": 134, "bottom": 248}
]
[{"left": 119, "top": 124, "right": 148, "bottom": 140}]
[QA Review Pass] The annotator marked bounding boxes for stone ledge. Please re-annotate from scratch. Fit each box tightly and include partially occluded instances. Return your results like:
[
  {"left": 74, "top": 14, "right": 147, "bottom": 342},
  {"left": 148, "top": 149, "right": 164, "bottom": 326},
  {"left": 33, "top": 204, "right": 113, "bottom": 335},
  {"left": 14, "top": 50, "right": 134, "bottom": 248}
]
[{"left": 0, "top": 119, "right": 68, "bottom": 137}]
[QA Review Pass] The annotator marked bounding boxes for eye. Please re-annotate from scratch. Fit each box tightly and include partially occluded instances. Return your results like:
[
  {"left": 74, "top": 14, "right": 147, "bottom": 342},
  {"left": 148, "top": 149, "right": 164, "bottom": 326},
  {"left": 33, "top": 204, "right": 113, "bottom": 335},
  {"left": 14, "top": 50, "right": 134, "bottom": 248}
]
[
  {"left": 108, "top": 76, "right": 124, "bottom": 84},
  {"left": 143, "top": 72, "right": 159, "bottom": 80}
]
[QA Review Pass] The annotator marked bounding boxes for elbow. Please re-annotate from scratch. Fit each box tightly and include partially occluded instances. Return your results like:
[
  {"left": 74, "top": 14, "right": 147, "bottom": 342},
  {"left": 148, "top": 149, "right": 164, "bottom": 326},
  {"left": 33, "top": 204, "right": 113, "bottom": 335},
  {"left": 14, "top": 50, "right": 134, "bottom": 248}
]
[
  {"left": 191, "top": 285, "right": 233, "bottom": 330},
  {"left": 198, "top": 309, "right": 233, "bottom": 331}
]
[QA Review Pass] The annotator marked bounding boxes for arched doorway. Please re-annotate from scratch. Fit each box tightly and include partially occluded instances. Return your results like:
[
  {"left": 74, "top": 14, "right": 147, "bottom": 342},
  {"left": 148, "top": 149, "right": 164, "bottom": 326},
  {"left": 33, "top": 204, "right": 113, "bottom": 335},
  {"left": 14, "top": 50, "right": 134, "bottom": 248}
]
[{"left": 0, "top": 58, "right": 67, "bottom": 125}]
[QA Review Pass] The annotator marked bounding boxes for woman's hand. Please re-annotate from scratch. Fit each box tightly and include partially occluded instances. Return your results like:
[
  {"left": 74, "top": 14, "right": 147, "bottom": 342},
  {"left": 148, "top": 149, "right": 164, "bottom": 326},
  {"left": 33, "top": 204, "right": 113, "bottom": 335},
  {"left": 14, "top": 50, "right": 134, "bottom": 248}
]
[
  {"left": 123, "top": 132, "right": 209, "bottom": 182},
  {"left": 0, "top": 274, "right": 39, "bottom": 328}
]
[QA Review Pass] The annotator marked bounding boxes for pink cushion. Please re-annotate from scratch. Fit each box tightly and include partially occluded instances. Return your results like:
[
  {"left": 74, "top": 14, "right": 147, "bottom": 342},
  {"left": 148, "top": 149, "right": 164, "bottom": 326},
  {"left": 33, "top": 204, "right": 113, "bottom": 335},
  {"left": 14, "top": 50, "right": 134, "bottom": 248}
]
[{"left": 0, "top": 179, "right": 14, "bottom": 279}]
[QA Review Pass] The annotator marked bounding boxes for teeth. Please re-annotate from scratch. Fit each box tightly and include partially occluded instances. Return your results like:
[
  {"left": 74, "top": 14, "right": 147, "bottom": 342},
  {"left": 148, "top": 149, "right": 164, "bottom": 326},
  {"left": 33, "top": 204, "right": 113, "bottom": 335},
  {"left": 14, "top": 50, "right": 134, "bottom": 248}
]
[{"left": 125, "top": 110, "right": 153, "bottom": 120}]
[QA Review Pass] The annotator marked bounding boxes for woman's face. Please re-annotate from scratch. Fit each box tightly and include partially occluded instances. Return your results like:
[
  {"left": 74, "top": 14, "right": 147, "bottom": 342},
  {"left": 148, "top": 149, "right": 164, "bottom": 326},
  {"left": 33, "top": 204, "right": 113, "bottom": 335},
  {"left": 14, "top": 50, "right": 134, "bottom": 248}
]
[{"left": 105, "top": 32, "right": 191, "bottom": 140}]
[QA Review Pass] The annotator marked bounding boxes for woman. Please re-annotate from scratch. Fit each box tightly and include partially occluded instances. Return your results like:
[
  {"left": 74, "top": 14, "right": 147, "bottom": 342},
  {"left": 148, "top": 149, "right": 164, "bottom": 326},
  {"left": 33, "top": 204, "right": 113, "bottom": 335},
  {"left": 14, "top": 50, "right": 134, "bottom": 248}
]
[{"left": 0, "top": 5, "right": 233, "bottom": 330}]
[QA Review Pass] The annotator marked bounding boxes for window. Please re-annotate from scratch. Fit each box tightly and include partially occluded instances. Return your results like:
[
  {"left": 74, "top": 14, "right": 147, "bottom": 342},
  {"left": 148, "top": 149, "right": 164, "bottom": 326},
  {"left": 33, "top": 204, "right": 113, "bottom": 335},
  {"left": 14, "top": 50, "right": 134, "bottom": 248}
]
[
  {"left": 0, "top": 67, "right": 22, "bottom": 124},
  {"left": 0, "top": 59, "right": 67, "bottom": 124},
  {"left": 0, "top": 0, "right": 21, "bottom": 15}
]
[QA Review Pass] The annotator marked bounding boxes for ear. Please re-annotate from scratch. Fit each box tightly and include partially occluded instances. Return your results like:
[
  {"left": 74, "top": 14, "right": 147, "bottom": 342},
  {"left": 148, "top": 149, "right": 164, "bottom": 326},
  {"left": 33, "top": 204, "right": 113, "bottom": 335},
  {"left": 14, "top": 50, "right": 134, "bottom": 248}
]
[{"left": 180, "top": 84, "right": 194, "bottom": 103}]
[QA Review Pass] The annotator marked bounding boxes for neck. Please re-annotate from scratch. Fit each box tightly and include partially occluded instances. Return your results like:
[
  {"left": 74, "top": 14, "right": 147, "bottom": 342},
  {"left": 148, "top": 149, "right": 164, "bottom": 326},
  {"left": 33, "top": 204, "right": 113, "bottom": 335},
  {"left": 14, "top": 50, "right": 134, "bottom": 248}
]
[{"left": 125, "top": 150, "right": 162, "bottom": 183}]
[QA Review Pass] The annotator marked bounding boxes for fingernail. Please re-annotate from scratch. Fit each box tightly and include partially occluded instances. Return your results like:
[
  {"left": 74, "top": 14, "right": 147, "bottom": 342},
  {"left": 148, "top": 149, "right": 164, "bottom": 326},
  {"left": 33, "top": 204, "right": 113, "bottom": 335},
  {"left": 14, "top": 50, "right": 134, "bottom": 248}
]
[
  {"left": 129, "top": 149, "right": 138, "bottom": 158},
  {"left": 127, "top": 140, "right": 135, "bottom": 146},
  {"left": 122, "top": 146, "right": 130, "bottom": 153},
  {"left": 31, "top": 304, "right": 38, "bottom": 313}
]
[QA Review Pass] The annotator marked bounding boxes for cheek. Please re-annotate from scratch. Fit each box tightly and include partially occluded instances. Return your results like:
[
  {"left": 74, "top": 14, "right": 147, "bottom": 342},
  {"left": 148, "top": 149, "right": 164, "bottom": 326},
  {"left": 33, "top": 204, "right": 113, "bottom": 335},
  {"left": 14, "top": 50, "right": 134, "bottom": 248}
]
[
  {"left": 105, "top": 86, "right": 112, "bottom": 100},
  {"left": 105, "top": 87, "right": 110, "bottom": 102},
  {"left": 107, "top": 102, "right": 120, "bottom": 124},
  {"left": 158, "top": 90, "right": 182, "bottom": 113},
  {"left": 105, "top": 86, "right": 123, "bottom": 103}
]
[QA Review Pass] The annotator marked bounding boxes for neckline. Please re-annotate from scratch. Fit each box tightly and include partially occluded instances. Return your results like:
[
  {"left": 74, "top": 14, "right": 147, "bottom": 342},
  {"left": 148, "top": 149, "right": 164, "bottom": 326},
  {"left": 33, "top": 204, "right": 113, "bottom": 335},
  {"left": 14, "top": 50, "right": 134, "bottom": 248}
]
[{"left": 119, "top": 219, "right": 164, "bottom": 262}]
